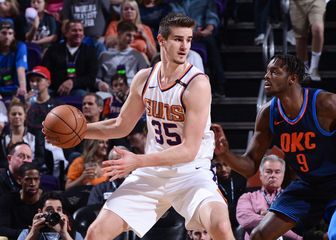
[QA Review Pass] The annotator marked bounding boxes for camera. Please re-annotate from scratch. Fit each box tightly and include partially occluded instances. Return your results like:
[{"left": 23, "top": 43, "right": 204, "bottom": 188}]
[{"left": 43, "top": 212, "right": 61, "bottom": 226}]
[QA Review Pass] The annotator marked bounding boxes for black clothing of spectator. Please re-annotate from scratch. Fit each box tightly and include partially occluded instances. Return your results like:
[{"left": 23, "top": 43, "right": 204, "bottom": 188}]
[
  {"left": 42, "top": 42, "right": 98, "bottom": 95},
  {"left": 0, "top": 168, "right": 20, "bottom": 195},
  {"left": 0, "top": 191, "right": 41, "bottom": 239}
]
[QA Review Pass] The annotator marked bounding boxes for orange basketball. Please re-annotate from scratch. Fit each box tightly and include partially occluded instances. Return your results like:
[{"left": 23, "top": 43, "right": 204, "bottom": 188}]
[{"left": 43, "top": 105, "right": 87, "bottom": 149}]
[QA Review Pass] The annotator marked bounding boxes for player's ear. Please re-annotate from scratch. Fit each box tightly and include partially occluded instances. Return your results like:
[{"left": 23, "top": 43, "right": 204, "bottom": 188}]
[
  {"left": 157, "top": 34, "right": 165, "bottom": 46},
  {"left": 288, "top": 74, "right": 297, "bottom": 85}
]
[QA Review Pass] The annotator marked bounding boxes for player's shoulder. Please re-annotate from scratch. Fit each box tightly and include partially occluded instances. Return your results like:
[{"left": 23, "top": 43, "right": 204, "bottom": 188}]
[
  {"left": 130, "top": 67, "right": 154, "bottom": 91},
  {"left": 258, "top": 100, "right": 272, "bottom": 114},
  {"left": 185, "top": 70, "right": 210, "bottom": 90},
  {"left": 255, "top": 100, "right": 271, "bottom": 123},
  {"left": 133, "top": 67, "right": 153, "bottom": 82},
  {"left": 182, "top": 73, "right": 210, "bottom": 100},
  {"left": 315, "top": 90, "right": 336, "bottom": 113}
]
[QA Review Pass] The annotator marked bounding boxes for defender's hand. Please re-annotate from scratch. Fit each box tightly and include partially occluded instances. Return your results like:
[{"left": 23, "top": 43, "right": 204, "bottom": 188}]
[{"left": 211, "top": 123, "right": 230, "bottom": 156}]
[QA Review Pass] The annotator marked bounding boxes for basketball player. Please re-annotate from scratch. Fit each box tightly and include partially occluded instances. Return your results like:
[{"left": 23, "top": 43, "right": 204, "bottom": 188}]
[
  {"left": 212, "top": 54, "right": 336, "bottom": 240},
  {"left": 51, "top": 13, "right": 234, "bottom": 240}
]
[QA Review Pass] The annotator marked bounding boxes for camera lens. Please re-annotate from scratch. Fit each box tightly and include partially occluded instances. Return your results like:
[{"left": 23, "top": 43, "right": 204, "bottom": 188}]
[{"left": 44, "top": 212, "right": 61, "bottom": 226}]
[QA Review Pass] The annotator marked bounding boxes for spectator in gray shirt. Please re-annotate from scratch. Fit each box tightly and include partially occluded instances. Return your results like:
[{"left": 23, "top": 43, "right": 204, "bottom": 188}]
[{"left": 96, "top": 21, "right": 149, "bottom": 91}]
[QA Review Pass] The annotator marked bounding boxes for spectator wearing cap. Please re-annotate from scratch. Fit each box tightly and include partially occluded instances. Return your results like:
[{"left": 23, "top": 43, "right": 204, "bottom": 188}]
[
  {"left": 0, "top": 18, "right": 28, "bottom": 98},
  {"left": 26, "top": 66, "right": 67, "bottom": 177},
  {"left": 26, "top": 65, "right": 63, "bottom": 133}
]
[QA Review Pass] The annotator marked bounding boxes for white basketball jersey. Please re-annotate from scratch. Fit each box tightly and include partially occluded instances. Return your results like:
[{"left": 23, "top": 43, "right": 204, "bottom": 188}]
[{"left": 142, "top": 61, "right": 214, "bottom": 166}]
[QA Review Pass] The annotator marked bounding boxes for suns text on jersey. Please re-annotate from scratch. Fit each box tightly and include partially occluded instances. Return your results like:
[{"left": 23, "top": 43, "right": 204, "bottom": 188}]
[{"left": 144, "top": 98, "right": 185, "bottom": 122}]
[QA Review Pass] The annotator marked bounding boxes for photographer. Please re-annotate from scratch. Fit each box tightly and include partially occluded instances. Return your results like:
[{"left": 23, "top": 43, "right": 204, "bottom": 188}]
[{"left": 18, "top": 192, "right": 83, "bottom": 240}]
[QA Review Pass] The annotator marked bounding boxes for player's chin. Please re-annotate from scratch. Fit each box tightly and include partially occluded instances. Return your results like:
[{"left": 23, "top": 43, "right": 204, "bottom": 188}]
[
  {"left": 264, "top": 87, "right": 274, "bottom": 96},
  {"left": 173, "top": 59, "right": 186, "bottom": 65}
]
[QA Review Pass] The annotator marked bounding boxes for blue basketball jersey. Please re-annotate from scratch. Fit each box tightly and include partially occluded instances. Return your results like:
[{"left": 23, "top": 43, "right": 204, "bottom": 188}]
[{"left": 269, "top": 88, "right": 336, "bottom": 183}]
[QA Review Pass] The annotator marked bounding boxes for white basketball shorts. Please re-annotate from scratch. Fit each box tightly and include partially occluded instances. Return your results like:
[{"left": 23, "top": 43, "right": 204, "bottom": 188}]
[{"left": 103, "top": 161, "right": 226, "bottom": 237}]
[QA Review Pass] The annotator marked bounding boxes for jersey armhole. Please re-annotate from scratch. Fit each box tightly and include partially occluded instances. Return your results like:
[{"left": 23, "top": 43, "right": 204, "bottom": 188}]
[
  {"left": 269, "top": 98, "right": 276, "bottom": 134},
  {"left": 312, "top": 89, "right": 336, "bottom": 136},
  {"left": 141, "top": 63, "right": 158, "bottom": 98},
  {"left": 180, "top": 73, "right": 206, "bottom": 112}
]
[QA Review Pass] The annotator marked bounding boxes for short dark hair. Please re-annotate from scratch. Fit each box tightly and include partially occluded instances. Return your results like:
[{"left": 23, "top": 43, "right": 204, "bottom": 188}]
[
  {"left": 18, "top": 162, "right": 40, "bottom": 177},
  {"left": 158, "top": 13, "right": 195, "bottom": 39},
  {"left": 117, "top": 20, "right": 137, "bottom": 34},
  {"left": 269, "top": 54, "right": 307, "bottom": 83},
  {"left": 83, "top": 92, "right": 104, "bottom": 108},
  {"left": 8, "top": 141, "right": 30, "bottom": 155},
  {"left": 64, "top": 19, "right": 83, "bottom": 33},
  {"left": 40, "top": 191, "right": 66, "bottom": 209}
]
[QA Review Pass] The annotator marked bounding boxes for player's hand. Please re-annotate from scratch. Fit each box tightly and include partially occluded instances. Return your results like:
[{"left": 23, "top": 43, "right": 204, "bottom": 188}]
[
  {"left": 102, "top": 147, "right": 138, "bottom": 181},
  {"left": 41, "top": 121, "right": 55, "bottom": 145},
  {"left": 211, "top": 123, "right": 230, "bottom": 156}
]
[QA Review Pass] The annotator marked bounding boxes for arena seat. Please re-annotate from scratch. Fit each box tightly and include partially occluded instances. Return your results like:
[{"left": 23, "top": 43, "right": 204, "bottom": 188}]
[{"left": 140, "top": 208, "right": 187, "bottom": 240}]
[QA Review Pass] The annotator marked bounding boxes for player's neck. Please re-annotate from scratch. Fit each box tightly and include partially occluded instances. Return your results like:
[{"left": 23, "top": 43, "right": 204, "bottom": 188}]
[
  {"left": 159, "top": 61, "right": 189, "bottom": 84},
  {"left": 280, "top": 87, "right": 304, "bottom": 119}
]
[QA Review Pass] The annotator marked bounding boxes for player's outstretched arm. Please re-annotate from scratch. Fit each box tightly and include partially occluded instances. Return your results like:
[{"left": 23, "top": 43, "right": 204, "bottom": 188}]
[
  {"left": 84, "top": 68, "right": 151, "bottom": 140},
  {"left": 213, "top": 103, "right": 273, "bottom": 178}
]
